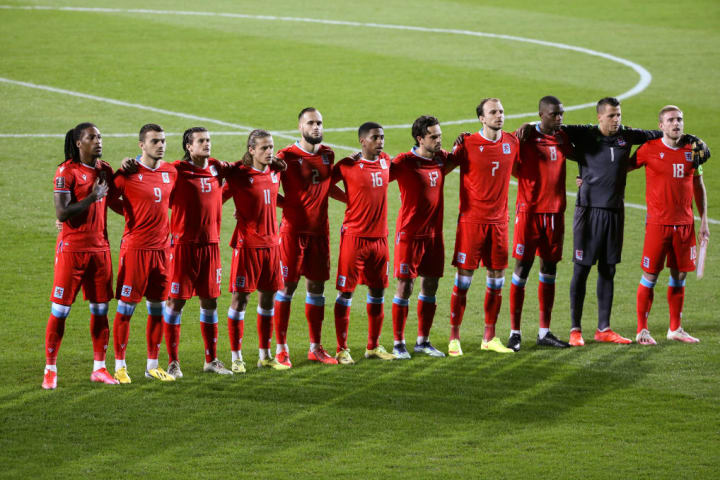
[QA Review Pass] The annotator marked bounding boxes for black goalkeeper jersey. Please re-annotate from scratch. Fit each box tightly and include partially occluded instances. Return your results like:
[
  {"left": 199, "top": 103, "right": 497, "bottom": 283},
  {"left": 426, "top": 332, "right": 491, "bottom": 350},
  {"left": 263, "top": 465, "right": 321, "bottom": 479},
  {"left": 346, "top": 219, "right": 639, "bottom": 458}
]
[{"left": 563, "top": 125, "right": 661, "bottom": 209}]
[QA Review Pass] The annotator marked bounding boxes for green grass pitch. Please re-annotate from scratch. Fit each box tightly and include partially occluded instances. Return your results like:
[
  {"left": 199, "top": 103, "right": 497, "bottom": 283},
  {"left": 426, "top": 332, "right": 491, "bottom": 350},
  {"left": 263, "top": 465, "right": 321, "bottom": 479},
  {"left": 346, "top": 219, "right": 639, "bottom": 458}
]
[{"left": 1, "top": 0, "right": 719, "bottom": 478}]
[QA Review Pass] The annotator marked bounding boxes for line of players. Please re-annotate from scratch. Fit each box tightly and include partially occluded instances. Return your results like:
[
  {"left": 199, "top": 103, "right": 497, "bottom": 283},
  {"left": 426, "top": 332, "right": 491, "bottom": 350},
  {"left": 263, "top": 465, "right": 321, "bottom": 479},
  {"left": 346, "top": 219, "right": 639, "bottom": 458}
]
[{"left": 41, "top": 96, "right": 710, "bottom": 389}]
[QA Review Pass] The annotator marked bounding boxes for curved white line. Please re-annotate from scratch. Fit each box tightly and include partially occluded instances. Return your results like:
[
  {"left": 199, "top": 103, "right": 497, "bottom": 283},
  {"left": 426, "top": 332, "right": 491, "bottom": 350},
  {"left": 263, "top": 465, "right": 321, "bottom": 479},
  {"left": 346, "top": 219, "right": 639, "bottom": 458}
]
[{"left": 1, "top": 5, "right": 652, "bottom": 130}]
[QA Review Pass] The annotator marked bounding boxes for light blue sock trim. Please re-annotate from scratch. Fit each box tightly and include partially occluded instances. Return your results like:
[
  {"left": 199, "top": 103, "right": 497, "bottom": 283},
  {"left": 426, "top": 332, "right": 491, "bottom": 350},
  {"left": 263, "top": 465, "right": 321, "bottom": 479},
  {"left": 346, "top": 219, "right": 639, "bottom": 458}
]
[
  {"left": 639, "top": 276, "right": 656, "bottom": 289},
  {"left": 668, "top": 277, "right": 686, "bottom": 288},
  {"left": 146, "top": 301, "right": 164, "bottom": 316},
  {"left": 336, "top": 295, "right": 352, "bottom": 307},
  {"left": 275, "top": 292, "right": 293, "bottom": 303},
  {"left": 89, "top": 302, "right": 109, "bottom": 315},
  {"left": 486, "top": 277, "right": 505, "bottom": 290},
  {"left": 163, "top": 307, "right": 182, "bottom": 325},
  {"left": 538, "top": 273, "right": 556, "bottom": 284},
  {"left": 305, "top": 293, "right": 325, "bottom": 306},
  {"left": 257, "top": 306, "right": 274, "bottom": 316},
  {"left": 418, "top": 294, "right": 436, "bottom": 304},
  {"left": 367, "top": 294, "right": 385, "bottom": 304},
  {"left": 200, "top": 308, "right": 219, "bottom": 324},
  {"left": 454, "top": 273, "right": 472, "bottom": 290},
  {"left": 227, "top": 308, "right": 245, "bottom": 321},
  {"left": 116, "top": 300, "right": 136, "bottom": 316},
  {"left": 51, "top": 302, "right": 71, "bottom": 318},
  {"left": 511, "top": 273, "right": 527, "bottom": 287},
  {"left": 392, "top": 296, "right": 409, "bottom": 306}
]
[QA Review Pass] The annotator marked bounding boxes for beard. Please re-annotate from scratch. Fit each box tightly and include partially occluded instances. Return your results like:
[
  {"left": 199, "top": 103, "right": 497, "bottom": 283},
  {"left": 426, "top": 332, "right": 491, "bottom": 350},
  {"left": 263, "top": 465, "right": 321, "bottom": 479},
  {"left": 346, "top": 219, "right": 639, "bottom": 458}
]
[{"left": 303, "top": 132, "right": 323, "bottom": 145}]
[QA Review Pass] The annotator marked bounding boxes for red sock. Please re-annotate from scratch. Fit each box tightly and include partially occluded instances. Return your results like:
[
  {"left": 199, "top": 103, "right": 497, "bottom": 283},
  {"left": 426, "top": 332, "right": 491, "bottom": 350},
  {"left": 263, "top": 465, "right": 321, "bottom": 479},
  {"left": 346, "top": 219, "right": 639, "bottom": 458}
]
[
  {"left": 45, "top": 314, "right": 66, "bottom": 365},
  {"left": 113, "top": 312, "right": 132, "bottom": 361},
  {"left": 636, "top": 283, "right": 654, "bottom": 332},
  {"left": 509, "top": 282, "right": 525, "bottom": 331},
  {"left": 391, "top": 298, "right": 409, "bottom": 342},
  {"left": 163, "top": 310, "right": 182, "bottom": 363},
  {"left": 367, "top": 300, "right": 384, "bottom": 350},
  {"left": 305, "top": 302, "right": 324, "bottom": 345},
  {"left": 334, "top": 300, "right": 351, "bottom": 351},
  {"left": 228, "top": 317, "right": 244, "bottom": 351},
  {"left": 200, "top": 322, "right": 218, "bottom": 363},
  {"left": 538, "top": 279, "right": 555, "bottom": 329},
  {"left": 483, "top": 287, "right": 502, "bottom": 341},
  {"left": 146, "top": 314, "right": 163, "bottom": 360},
  {"left": 668, "top": 286, "right": 685, "bottom": 332},
  {"left": 274, "top": 298, "right": 292, "bottom": 346},
  {"left": 90, "top": 314, "right": 109, "bottom": 362},
  {"left": 450, "top": 285, "right": 468, "bottom": 340},
  {"left": 257, "top": 313, "right": 273, "bottom": 349},
  {"left": 417, "top": 297, "right": 437, "bottom": 338}
]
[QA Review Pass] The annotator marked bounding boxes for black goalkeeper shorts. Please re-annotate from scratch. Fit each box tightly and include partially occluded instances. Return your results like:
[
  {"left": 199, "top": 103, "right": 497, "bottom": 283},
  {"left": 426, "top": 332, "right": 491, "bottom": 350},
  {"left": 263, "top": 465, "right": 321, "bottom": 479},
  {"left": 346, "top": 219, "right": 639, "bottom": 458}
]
[{"left": 572, "top": 206, "right": 624, "bottom": 266}]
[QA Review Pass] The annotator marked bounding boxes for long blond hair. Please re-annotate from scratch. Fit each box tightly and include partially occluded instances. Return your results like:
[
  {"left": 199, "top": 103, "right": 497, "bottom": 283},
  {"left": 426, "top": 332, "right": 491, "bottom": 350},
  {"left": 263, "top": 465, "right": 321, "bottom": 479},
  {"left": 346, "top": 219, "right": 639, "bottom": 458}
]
[{"left": 242, "top": 129, "right": 272, "bottom": 166}]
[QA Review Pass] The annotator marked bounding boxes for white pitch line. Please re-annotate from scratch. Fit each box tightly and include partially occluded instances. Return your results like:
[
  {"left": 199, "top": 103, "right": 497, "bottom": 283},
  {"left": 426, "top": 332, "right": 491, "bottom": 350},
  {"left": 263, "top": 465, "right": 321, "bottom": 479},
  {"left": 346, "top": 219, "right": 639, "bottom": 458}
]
[{"left": 1, "top": 5, "right": 652, "bottom": 131}]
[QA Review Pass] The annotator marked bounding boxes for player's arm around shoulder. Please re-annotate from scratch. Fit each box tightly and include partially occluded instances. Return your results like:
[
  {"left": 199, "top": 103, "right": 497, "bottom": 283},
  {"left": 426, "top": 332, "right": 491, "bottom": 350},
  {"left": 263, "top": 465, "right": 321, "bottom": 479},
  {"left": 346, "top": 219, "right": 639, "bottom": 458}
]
[{"left": 618, "top": 125, "right": 662, "bottom": 145}]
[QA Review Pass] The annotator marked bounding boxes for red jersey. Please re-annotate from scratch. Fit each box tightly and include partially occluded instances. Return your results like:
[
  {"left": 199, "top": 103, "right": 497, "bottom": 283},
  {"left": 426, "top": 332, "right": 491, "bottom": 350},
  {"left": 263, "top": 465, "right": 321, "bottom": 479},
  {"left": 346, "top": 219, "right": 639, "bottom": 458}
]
[
  {"left": 169, "top": 158, "right": 229, "bottom": 245},
  {"left": 515, "top": 126, "right": 573, "bottom": 213},
  {"left": 225, "top": 163, "right": 281, "bottom": 248},
  {"left": 453, "top": 130, "right": 519, "bottom": 224},
  {"left": 53, "top": 159, "right": 116, "bottom": 252},
  {"left": 635, "top": 138, "right": 699, "bottom": 225},
  {"left": 332, "top": 152, "right": 394, "bottom": 238},
  {"left": 392, "top": 147, "right": 449, "bottom": 239},
  {"left": 114, "top": 160, "right": 177, "bottom": 250},
  {"left": 276, "top": 142, "right": 334, "bottom": 235}
]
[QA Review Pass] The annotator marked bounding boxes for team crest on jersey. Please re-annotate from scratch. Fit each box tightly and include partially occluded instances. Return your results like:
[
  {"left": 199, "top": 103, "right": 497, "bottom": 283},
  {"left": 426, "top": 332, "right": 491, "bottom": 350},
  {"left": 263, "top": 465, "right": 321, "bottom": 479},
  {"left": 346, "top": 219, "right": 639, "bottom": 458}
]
[
  {"left": 456, "top": 252, "right": 467, "bottom": 264},
  {"left": 55, "top": 177, "right": 65, "bottom": 189},
  {"left": 235, "top": 276, "right": 246, "bottom": 288},
  {"left": 502, "top": 143, "right": 511, "bottom": 154},
  {"left": 399, "top": 263, "right": 409, "bottom": 275},
  {"left": 209, "top": 166, "right": 218, "bottom": 176},
  {"left": 380, "top": 158, "right": 387, "bottom": 169},
  {"left": 516, "top": 244, "right": 525, "bottom": 256},
  {"left": 338, "top": 275, "right": 347, "bottom": 287},
  {"left": 617, "top": 138, "right": 626, "bottom": 147},
  {"left": 271, "top": 172, "right": 279, "bottom": 183},
  {"left": 575, "top": 250, "right": 584, "bottom": 261},
  {"left": 322, "top": 153, "right": 329, "bottom": 165},
  {"left": 121, "top": 285, "right": 133, "bottom": 297},
  {"left": 171, "top": 282, "right": 180, "bottom": 294},
  {"left": 162, "top": 172, "right": 170, "bottom": 183},
  {"left": 685, "top": 152, "right": 692, "bottom": 162},
  {"left": 53, "top": 286, "right": 64, "bottom": 299}
]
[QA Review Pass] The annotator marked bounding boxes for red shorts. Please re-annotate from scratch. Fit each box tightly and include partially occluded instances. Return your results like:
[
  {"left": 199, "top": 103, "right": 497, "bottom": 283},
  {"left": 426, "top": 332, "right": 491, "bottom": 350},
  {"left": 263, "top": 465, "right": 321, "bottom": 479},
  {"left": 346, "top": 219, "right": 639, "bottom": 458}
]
[
  {"left": 50, "top": 249, "right": 113, "bottom": 305},
  {"left": 393, "top": 235, "right": 444, "bottom": 279},
  {"left": 279, "top": 231, "right": 330, "bottom": 283},
  {"left": 452, "top": 222, "right": 508, "bottom": 270},
  {"left": 336, "top": 235, "right": 389, "bottom": 292},
  {"left": 512, "top": 212, "right": 564, "bottom": 263},
  {"left": 169, "top": 243, "right": 222, "bottom": 300},
  {"left": 641, "top": 223, "right": 697, "bottom": 274},
  {"left": 229, "top": 246, "right": 283, "bottom": 293},
  {"left": 116, "top": 248, "right": 170, "bottom": 303}
]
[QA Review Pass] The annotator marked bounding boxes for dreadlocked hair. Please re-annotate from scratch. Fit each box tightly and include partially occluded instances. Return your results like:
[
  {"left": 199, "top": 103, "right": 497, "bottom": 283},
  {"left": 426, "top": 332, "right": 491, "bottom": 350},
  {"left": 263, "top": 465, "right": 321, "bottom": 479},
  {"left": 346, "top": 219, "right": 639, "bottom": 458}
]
[
  {"left": 63, "top": 122, "right": 97, "bottom": 164},
  {"left": 182, "top": 127, "right": 208, "bottom": 161},
  {"left": 242, "top": 129, "right": 272, "bottom": 166}
]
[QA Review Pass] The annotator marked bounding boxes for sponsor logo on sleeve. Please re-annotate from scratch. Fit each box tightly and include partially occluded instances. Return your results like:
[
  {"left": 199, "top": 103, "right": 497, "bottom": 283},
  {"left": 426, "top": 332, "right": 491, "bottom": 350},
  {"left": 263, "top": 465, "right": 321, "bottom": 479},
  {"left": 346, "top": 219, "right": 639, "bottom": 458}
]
[
  {"left": 55, "top": 177, "right": 66, "bottom": 189},
  {"left": 121, "top": 285, "right": 133, "bottom": 297},
  {"left": 457, "top": 252, "right": 466, "bottom": 264},
  {"left": 575, "top": 250, "right": 584, "bottom": 261},
  {"left": 53, "top": 286, "right": 64, "bottom": 299},
  {"left": 502, "top": 143, "right": 511, "bottom": 154}
]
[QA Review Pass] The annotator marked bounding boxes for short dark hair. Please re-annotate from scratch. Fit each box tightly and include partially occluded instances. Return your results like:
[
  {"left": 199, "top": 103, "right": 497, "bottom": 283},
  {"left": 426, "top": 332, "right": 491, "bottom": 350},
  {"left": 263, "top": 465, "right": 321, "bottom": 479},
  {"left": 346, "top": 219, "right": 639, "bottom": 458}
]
[
  {"left": 63, "top": 122, "right": 97, "bottom": 164},
  {"left": 411, "top": 115, "right": 440, "bottom": 147},
  {"left": 182, "top": 127, "right": 208, "bottom": 161},
  {"left": 139, "top": 123, "right": 164, "bottom": 142},
  {"left": 476, "top": 98, "right": 500, "bottom": 117},
  {"left": 539, "top": 95, "right": 562, "bottom": 110},
  {"left": 298, "top": 107, "right": 318, "bottom": 121},
  {"left": 358, "top": 121, "right": 383, "bottom": 138},
  {"left": 596, "top": 97, "right": 620, "bottom": 113}
]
